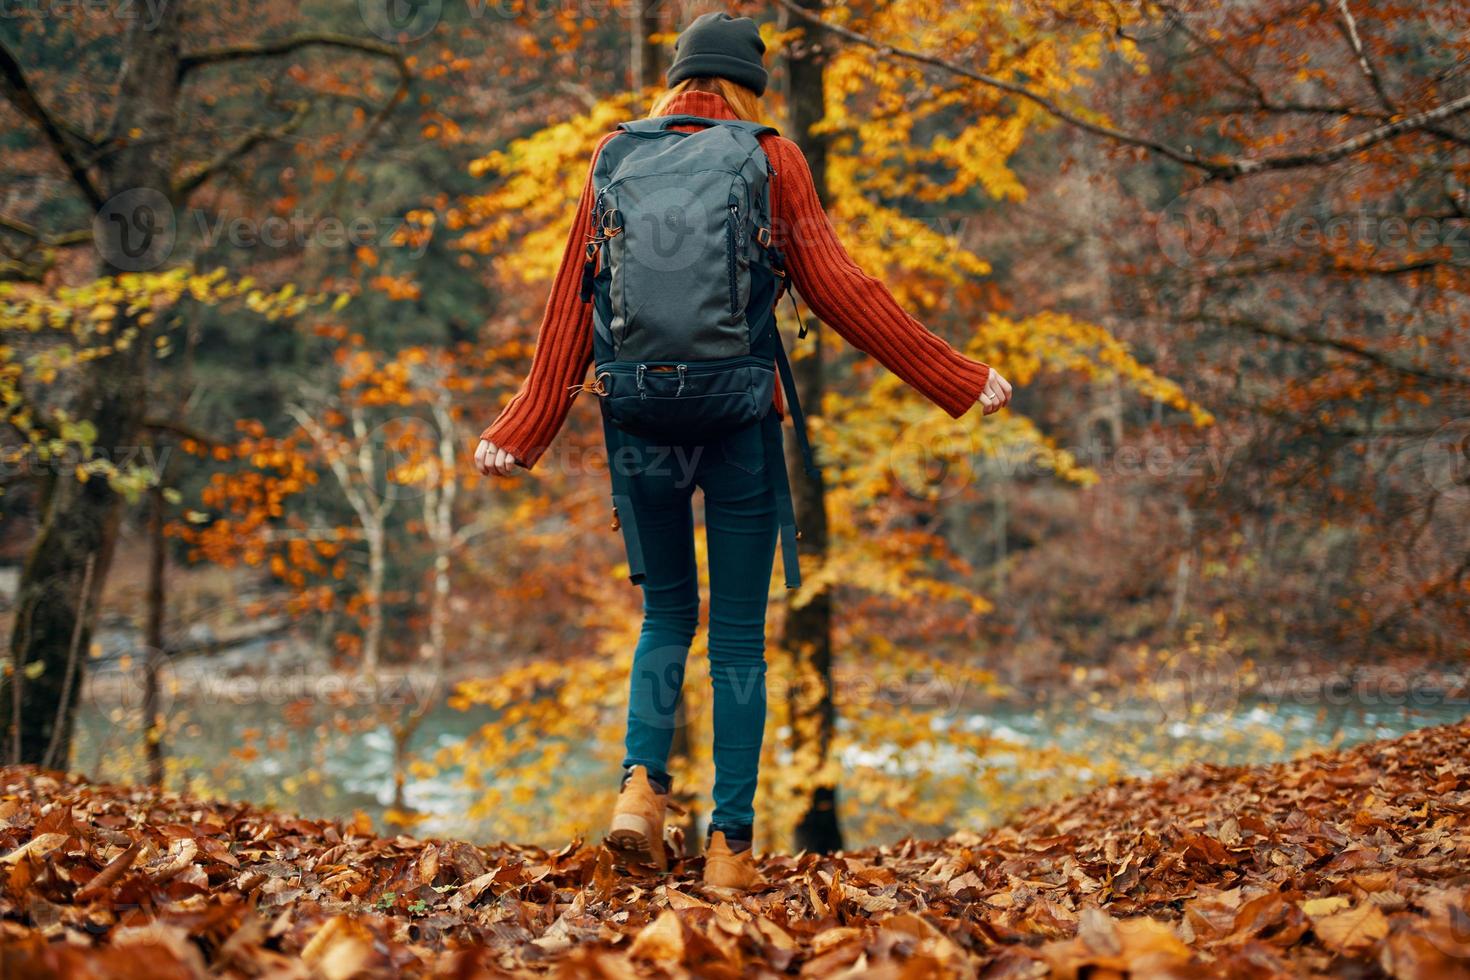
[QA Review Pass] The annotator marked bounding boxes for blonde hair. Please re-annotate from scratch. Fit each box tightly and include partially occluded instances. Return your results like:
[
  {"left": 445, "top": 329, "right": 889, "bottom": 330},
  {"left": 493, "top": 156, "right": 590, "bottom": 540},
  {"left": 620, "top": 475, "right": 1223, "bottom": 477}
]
[{"left": 648, "top": 76, "right": 763, "bottom": 123}]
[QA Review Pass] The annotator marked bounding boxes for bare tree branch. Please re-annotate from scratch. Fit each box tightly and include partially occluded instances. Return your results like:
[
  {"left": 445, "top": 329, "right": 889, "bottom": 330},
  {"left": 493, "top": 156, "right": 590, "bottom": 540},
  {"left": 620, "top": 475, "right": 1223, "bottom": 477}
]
[
  {"left": 0, "top": 41, "right": 103, "bottom": 208},
  {"left": 1225, "top": 95, "right": 1470, "bottom": 176},
  {"left": 141, "top": 417, "right": 222, "bottom": 448},
  {"left": 1206, "top": 99, "right": 1470, "bottom": 149},
  {"left": 1203, "top": 256, "right": 1469, "bottom": 281},
  {"left": 1163, "top": 5, "right": 1272, "bottom": 107},
  {"left": 1369, "top": 552, "right": 1470, "bottom": 638},
  {"left": 177, "top": 32, "right": 407, "bottom": 80},
  {"left": 1190, "top": 313, "right": 1470, "bottom": 388},
  {"left": 178, "top": 33, "right": 414, "bottom": 209},
  {"left": 0, "top": 214, "right": 91, "bottom": 247},
  {"left": 0, "top": 213, "right": 91, "bottom": 281},
  {"left": 771, "top": 0, "right": 1470, "bottom": 181},
  {"left": 1332, "top": 0, "right": 1395, "bottom": 112},
  {"left": 173, "top": 101, "right": 313, "bottom": 199},
  {"left": 179, "top": 33, "right": 411, "bottom": 156}
]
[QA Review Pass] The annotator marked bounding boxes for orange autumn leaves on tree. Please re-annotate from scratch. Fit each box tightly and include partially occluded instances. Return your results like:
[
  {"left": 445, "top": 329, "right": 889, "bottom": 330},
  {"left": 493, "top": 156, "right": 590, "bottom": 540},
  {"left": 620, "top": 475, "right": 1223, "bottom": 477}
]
[
  {"left": 1087, "top": 1, "right": 1470, "bottom": 648},
  {"left": 176, "top": 326, "right": 512, "bottom": 659}
]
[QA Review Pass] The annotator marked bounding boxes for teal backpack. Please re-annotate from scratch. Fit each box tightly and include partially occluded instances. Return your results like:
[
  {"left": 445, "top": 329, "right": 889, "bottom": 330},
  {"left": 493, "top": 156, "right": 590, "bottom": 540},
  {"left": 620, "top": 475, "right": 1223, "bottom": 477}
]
[{"left": 578, "top": 114, "right": 816, "bottom": 588}]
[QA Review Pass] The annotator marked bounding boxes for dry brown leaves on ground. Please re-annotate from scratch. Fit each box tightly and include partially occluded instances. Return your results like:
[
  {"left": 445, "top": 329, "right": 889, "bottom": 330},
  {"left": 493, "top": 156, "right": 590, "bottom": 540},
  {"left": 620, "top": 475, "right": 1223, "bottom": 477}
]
[{"left": 1, "top": 720, "right": 1469, "bottom": 977}]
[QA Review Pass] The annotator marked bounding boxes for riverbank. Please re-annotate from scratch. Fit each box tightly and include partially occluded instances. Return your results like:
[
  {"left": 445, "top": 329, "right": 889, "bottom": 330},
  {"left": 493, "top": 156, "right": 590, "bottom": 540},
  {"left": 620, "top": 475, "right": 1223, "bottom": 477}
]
[
  {"left": 71, "top": 645, "right": 1470, "bottom": 849},
  {"left": 3, "top": 719, "right": 1468, "bottom": 976}
]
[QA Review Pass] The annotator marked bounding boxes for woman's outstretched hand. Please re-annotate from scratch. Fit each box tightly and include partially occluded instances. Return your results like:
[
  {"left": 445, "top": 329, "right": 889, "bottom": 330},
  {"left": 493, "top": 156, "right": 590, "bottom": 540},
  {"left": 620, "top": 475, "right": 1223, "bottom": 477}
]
[
  {"left": 474, "top": 439, "right": 519, "bottom": 477},
  {"left": 978, "top": 369, "right": 1013, "bottom": 416}
]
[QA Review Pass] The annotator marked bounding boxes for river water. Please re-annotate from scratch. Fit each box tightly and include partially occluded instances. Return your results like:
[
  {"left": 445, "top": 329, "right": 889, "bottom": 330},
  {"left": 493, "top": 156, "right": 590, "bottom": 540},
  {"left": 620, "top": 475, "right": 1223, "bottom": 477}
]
[{"left": 71, "top": 668, "right": 1468, "bottom": 847}]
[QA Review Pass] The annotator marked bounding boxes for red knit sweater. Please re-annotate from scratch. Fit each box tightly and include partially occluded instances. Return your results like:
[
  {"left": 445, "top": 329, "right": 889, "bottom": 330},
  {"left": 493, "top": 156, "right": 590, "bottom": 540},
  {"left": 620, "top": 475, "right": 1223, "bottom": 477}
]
[{"left": 480, "top": 90, "right": 991, "bottom": 467}]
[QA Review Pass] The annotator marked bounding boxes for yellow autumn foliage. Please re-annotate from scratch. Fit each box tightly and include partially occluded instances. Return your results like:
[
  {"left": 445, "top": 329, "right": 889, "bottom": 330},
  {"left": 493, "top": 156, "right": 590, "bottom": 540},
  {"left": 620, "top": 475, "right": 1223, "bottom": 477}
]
[{"left": 440, "top": 0, "right": 1208, "bottom": 847}]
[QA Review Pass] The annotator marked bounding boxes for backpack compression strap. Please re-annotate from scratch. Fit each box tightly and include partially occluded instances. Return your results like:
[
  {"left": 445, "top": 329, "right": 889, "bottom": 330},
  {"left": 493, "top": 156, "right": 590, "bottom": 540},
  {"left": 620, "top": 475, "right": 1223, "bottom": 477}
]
[
  {"left": 765, "top": 246, "right": 817, "bottom": 591},
  {"left": 601, "top": 410, "right": 647, "bottom": 585},
  {"left": 765, "top": 242, "right": 819, "bottom": 481},
  {"left": 760, "top": 411, "right": 803, "bottom": 589},
  {"left": 773, "top": 334, "right": 819, "bottom": 482}
]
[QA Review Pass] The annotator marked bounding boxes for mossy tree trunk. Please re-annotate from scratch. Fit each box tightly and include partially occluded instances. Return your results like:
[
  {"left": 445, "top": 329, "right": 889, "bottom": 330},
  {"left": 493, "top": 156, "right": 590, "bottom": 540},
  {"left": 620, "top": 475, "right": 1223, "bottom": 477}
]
[
  {"left": 781, "top": 0, "right": 844, "bottom": 856},
  {"left": 2, "top": 6, "right": 181, "bottom": 765}
]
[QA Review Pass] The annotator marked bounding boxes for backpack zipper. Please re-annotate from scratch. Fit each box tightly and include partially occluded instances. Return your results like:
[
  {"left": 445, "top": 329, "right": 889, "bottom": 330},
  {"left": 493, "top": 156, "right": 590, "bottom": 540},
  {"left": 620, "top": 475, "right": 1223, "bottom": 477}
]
[
  {"left": 595, "top": 356, "right": 774, "bottom": 379},
  {"left": 601, "top": 167, "right": 749, "bottom": 195},
  {"left": 726, "top": 202, "right": 740, "bottom": 315}
]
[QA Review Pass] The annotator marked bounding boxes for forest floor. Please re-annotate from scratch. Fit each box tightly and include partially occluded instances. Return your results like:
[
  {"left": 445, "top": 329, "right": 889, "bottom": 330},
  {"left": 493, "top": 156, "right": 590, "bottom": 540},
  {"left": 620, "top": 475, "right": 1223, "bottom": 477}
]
[{"left": 2, "top": 721, "right": 1469, "bottom": 978}]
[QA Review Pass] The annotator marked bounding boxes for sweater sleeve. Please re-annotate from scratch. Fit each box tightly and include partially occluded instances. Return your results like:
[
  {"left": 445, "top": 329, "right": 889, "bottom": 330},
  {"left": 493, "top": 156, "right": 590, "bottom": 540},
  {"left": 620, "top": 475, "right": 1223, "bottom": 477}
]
[
  {"left": 766, "top": 136, "right": 989, "bottom": 419},
  {"left": 478, "top": 136, "right": 613, "bottom": 469}
]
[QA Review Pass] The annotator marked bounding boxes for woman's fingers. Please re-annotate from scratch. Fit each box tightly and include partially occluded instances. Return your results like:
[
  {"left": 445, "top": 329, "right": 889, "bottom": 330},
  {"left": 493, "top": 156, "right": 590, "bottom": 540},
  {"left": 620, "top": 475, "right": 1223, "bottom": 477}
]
[
  {"left": 978, "top": 370, "right": 1013, "bottom": 416},
  {"left": 474, "top": 439, "right": 519, "bottom": 477}
]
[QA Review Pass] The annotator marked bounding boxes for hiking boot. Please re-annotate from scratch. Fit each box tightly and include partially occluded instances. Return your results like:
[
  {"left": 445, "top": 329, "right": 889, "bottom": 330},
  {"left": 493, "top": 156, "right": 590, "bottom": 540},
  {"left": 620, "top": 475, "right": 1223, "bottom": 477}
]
[
  {"left": 605, "top": 765, "right": 669, "bottom": 872},
  {"left": 703, "top": 831, "right": 766, "bottom": 891}
]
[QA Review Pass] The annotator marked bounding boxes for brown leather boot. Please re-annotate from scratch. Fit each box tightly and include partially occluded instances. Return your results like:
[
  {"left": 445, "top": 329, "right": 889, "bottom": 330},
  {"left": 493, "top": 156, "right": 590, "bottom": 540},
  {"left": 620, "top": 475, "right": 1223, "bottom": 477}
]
[
  {"left": 703, "top": 831, "right": 766, "bottom": 891},
  {"left": 604, "top": 766, "right": 669, "bottom": 872}
]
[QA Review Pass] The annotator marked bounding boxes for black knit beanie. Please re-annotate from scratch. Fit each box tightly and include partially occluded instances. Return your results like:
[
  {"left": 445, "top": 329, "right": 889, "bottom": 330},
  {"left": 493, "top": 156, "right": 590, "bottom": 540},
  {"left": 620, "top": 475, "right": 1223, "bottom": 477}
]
[{"left": 666, "top": 12, "right": 768, "bottom": 96}]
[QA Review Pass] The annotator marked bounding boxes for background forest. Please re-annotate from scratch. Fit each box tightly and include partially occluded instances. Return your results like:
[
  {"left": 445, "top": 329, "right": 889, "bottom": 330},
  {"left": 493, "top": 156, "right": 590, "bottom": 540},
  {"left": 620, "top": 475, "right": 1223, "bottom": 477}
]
[{"left": 1, "top": 0, "right": 1467, "bottom": 854}]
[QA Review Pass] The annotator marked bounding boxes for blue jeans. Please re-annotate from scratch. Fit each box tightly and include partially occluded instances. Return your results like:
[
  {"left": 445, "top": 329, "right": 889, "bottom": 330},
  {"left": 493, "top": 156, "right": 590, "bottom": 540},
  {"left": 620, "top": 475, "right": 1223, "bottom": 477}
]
[{"left": 618, "top": 415, "right": 779, "bottom": 833}]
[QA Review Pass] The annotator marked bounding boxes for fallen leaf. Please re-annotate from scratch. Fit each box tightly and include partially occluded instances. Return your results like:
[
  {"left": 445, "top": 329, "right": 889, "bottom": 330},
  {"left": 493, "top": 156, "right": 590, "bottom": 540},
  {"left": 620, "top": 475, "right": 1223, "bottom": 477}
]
[{"left": 1314, "top": 902, "right": 1390, "bottom": 954}]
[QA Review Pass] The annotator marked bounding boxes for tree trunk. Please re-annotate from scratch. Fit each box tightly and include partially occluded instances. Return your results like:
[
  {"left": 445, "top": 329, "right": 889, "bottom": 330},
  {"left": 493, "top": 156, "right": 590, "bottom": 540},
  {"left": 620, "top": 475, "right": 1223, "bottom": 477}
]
[
  {"left": 629, "top": 0, "right": 665, "bottom": 98},
  {"left": 144, "top": 480, "right": 166, "bottom": 788},
  {"left": 390, "top": 394, "right": 458, "bottom": 817},
  {"left": 993, "top": 478, "right": 1008, "bottom": 596},
  {"left": 2, "top": 6, "right": 181, "bottom": 766},
  {"left": 363, "top": 522, "right": 386, "bottom": 674},
  {"left": 780, "top": 0, "right": 844, "bottom": 856}
]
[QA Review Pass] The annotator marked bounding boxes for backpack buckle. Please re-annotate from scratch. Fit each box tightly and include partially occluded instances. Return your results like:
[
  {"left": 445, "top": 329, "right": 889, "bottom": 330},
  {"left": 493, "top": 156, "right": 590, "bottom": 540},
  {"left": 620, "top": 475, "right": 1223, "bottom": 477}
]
[{"left": 755, "top": 226, "right": 771, "bottom": 248}]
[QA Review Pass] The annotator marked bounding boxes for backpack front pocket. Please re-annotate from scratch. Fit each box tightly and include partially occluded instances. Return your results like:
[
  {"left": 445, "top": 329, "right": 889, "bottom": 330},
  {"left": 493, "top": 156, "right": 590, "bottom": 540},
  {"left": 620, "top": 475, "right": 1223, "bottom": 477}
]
[
  {"left": 596, "top": 357, "right": 775, "bottom": 444},
  {"left": 602, "top": 170, "right": 752, "bottom": 363}
]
